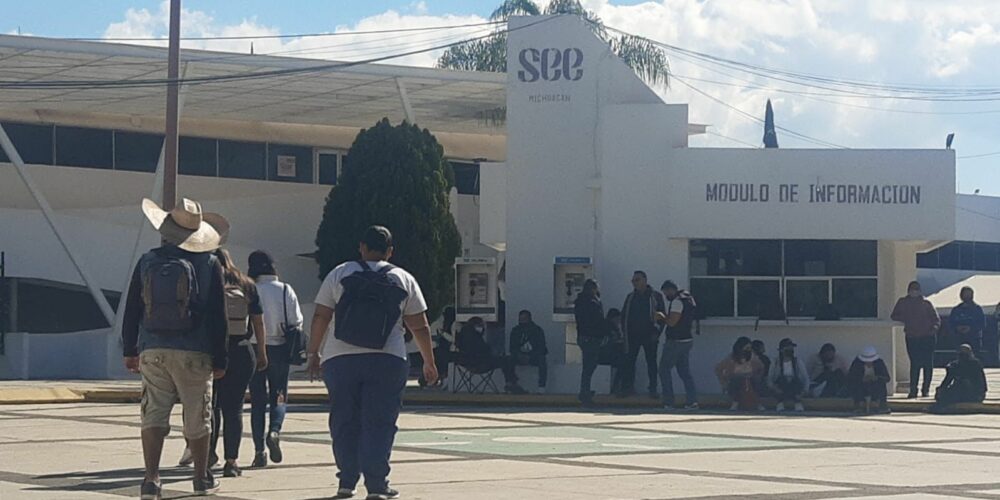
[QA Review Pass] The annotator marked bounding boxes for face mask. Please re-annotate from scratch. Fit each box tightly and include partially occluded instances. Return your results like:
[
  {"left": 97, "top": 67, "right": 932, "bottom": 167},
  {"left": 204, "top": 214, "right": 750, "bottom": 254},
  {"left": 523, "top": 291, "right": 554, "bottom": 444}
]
[
  {"left": 474, "top": 326, "right": 484, "bottom": 334},
  {"left": 959, "top": 353, "right": 972, "bottom": 361}
]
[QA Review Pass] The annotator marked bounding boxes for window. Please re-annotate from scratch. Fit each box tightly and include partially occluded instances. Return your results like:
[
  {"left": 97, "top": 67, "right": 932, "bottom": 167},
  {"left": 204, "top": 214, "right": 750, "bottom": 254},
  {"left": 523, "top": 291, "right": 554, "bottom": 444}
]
[
  {"left": 318, "top": 151, "right": 339, "bottom": 185},
  {"left": 974, "top": 242, "right": 1000, "bottom": 272},
  {"left": 12, "top": 278, "right": 120, "bottom": 333},
  {"left": 56, "top": 126, "right": 112, "bottom": 169},
  {"left": 450, "top": 161, "right": 480, "bottom": 195},
  {"left": 918, "top": 240, "right": 1000, "bottom": 272},
  {"left": 219, "top": 140, "right": 265, "bottom": 180},
  {"left": 0, "top": 122, "right": 53, "bottom": 165},
  {"left": 114, "top": 131, "right": 163, "bottom": 172},
  {"left": 959, "top": 241, "right": 975, "bottom": 271},
  {"left": 267, "top": 144, "right": 312, "bottom": 183},
  {"left": 690, "top": 240, "right": 878, "bottom": 319},
  {"left": 179, "top": 137, "right": 217, "bottom": 177}
]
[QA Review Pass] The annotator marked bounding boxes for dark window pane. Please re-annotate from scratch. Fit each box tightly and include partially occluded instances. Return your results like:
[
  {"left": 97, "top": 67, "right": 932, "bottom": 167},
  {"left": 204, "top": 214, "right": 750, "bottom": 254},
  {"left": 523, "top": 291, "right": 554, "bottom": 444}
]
[
  {"left": 179, "top": 137, "right": 217, "bottom": 177},
  {"left": 974, "top": 242, "right": 999, "bottom": 272},
  {"left": 0, "top": 122, "right": 53, "bottom": 165},
  {"left": 959, "top": 241, "right": 975, "bottom": 271},
  {"left": 219, "top": 140, "right": 265, "bottom": 180},
  {"left": 56, "top": 126, "right": 112, "bottom": 168},
  {"left": 916, "top": 248, "right": 939, "bottom": 269},
  {"left": 318, "top": 153, "right": 338, "bottom": 185},
  {"left": 784, "top": 240, "right": 876, "bottom": 276},
  {"left": 938, "top": 242, "right": 960, "bottom": 269},
  {"left": 451, "top": 161, "right": 480, "bottom": 195},
  {"left": 690, "top": 278, "right": 734, "bottom": 317},
  {"left": 268, "top": 144, "right": 313, "bottom": 183},
  {"left": 737, "top": 280, "right": 781, "bottom": 317},
  {"left": 833, "top": 279, "right": 878, "bottom": 318},
  {"left": 690, "top": 240, "right": 781, "bottom": 276},
  {"left": 786, "top": 280, "right": 829, "bottom": 318},
  {"left": 15, "top": 279, "right": 119, "bottom": 333},
  {"left": 114, "top": 131, "right": 163, "bottom": 172}
]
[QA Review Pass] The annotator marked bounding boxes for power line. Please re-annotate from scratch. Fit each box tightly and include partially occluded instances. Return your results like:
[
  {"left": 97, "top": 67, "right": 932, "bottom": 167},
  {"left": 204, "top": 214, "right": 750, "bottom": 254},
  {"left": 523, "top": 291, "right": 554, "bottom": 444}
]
[
  {"left": 705, "top": 129, "right": 759, "bottom": 148},
  {"left": 958, "top": 151, "right": 1000, "bottom": 160}
]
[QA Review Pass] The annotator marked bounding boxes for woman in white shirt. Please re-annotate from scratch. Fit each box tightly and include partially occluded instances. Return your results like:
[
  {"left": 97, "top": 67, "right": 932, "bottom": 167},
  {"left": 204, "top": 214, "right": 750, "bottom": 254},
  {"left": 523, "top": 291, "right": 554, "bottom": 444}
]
[{"left": 246, "top": 250, "right": 304, "bottom": 468}]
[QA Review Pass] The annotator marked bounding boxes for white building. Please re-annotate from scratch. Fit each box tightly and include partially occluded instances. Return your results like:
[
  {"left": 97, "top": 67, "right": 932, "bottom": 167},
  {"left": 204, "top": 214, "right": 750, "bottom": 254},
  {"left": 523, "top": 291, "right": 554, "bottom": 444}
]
[{"left": 0, "top": 16, "right": 987, "bottom": 395}]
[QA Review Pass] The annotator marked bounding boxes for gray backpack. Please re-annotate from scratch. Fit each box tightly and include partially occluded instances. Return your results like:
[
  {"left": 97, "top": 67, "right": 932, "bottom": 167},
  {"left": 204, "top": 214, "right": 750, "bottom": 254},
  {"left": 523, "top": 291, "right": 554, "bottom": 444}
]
[{"left": 141, "top": 254, "right": 199, "bottom": 334}]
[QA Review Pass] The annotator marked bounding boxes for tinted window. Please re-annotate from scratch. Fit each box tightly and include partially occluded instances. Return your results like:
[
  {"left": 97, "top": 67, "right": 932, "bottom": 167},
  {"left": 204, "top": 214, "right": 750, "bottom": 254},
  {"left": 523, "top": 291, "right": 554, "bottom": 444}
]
[
  {"left": 786, "top": 280, "right": 829, "bottom": 318},
  {"left": 690, "top": 240, "right": 781, "bottom": 276},
  {"left": 219, "top": 140, "right": 265, "bottom": 180},
  {"left": 690, "top": 278, "right": 734, "bottom": 318},
  {"left": 959, "top": 241, "right": 975, "bottom": 271},
  {"left": 737, "top": 280, "right": 781, "bottom": 317},
  {"left": 56, "top": 126, "right": 112, "bottom": 168},
  {"left": 784, "top": 240, "right": 876, "bottom": 276},
  {"left": 179, "top": 137, "right": 217, "bottom": 177},
  {"left": 267, "top": 144, "right": 313, "bottom": 183},
  {"left": 938, "top": 242, "right": 960, "bottom": 269},
  {"left": 916, "top": 248, "right": 938, "bottom": 269},
  {"left": 318, "top": 153, "right": 338, "bottom": 185},
  {"left": 114, "top": 131, "right": 163, "bottom": 172},
  {"left": 974, "top": 242, "right": 1000, "bottom": 272},
  {"left": 451, "top": 161, "right": 479, "bottom": 195},
  {"left": 833, "top": 279, "right": 878, "bottom": 318},
  {"left": 0, "top": 122, "right": 53, "bottom": 165},
  {"left": 15, "top": 279, "right": 120, "bottom": 333}
]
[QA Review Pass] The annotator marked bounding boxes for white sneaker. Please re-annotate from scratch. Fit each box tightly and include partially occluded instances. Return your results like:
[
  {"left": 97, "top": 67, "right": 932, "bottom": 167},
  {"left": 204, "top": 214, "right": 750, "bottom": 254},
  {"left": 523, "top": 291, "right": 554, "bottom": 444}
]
[
  {"left": 537, "top": 387, "right": 547, "bottom": 395},
  {"left": 756, "top": 405, "right": 766, "bottom": 412},
  {"left": 729, "top": 402, "right": 739, "bottom": 411},
  {"left": 776, "top": 402, "right": 786, "bottom": 412},
  {"left": 335, "top": 487, "right": 357, "bottom": 499},
  {"left": 794, "top": 402, "right": 805, "bottom": 412}
]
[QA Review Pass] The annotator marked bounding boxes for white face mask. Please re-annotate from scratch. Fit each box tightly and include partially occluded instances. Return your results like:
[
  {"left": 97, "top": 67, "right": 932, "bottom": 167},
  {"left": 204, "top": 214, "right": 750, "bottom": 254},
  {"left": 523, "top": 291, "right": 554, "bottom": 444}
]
[{"left": 475, "top": 326, "right": 485, "bottom": 334}]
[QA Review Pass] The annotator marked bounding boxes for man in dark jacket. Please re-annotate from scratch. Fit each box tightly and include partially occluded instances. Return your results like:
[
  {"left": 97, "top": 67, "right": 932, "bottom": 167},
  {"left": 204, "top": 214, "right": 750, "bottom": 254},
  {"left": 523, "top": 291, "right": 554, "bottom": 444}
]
[
  {"left": 622, "top": 271, "right": 666, "bottom": 398},
  {"left": 949, "top": 287, "right": 986, "bottom": 355},
  {"left": 848, "top": 346, "right": 891, "bottom": 414},
  {"left": 891, "top": 281, "right": 941, "bottom": 398},
  {"left": 574, "top": 279, "right": 606, "bottom": 405},
  {"left": 455, "top": 316, "right": 525, "bottom": 394},
  {"left": 933, "top": 344, "right": 988, "bottom": 411},
  {"left": 509, "top": 310, "right": 548, "bottom": 393}
]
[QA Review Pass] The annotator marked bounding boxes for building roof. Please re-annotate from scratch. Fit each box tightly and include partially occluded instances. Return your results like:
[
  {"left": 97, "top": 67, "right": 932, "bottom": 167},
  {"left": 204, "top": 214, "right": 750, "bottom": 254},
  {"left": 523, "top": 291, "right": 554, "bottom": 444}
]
[
  {"left": 0, "top": 34, "right": 506, "bottom": 134},
  {"left": 927, "top": 274, "right": 1000, "bottom": 314}
]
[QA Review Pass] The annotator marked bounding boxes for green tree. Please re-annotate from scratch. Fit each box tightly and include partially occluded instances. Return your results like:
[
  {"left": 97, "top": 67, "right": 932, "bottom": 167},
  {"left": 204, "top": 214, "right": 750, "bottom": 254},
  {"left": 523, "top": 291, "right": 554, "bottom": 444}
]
[
  {"left": 438, "top": 0, "right": 668, "bottom": 86},
  {"left": 315, "top": 119, "right": 461, "bottom": 321}
]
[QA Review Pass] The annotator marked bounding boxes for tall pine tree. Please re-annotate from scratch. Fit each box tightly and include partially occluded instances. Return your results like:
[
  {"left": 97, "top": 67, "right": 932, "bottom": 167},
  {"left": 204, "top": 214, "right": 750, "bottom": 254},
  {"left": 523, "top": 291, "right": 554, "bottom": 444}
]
[{"left": 315, "top": 119, "right": 461, "bottom": 321}]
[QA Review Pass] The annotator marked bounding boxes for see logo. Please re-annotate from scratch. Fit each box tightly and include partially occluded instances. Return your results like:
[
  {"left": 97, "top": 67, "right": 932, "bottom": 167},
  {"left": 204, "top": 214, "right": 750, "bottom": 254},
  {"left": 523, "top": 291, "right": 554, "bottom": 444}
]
[{"left": 517, "top": 48, "right": 584, "bottom": 82}]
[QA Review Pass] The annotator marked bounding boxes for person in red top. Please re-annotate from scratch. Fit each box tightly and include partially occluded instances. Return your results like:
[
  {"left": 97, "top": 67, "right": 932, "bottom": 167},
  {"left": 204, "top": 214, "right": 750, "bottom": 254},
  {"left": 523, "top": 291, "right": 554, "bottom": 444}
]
[{"left": 891, "top": 281, "right": 941, "bottom": 398}]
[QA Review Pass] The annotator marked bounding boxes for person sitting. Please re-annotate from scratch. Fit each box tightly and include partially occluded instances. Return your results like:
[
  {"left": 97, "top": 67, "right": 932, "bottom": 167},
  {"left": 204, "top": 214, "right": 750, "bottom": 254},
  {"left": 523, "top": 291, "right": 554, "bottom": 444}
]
[
  {"left": 424, "top": 306, "right": 456, "bottom": 388},
  {"left": 603, "top": 308, "right": 628, "bottom": 397},
  {"left": 848, "top": 346, "right": 891, "bottom": 414},
  {"left": 768, "top": 338, "right": 809, "bottom": 412},
  {"left": 715, "top": 337, "right": 765, "bottom": 411},
  {"left": 509, "top": 310, "right": 549, "bottom": 394},
  {"left": 807, "top": 343, "right": 849, "bottom": 398},
  {"left": 933, "top": 344, "right": 988, "bottom": 411},
  {"left": 751, "top": 340, "right": 772, "bottom": 396},
  {"left": 455, "top": 316, "right": 526, "bottom": 394}
]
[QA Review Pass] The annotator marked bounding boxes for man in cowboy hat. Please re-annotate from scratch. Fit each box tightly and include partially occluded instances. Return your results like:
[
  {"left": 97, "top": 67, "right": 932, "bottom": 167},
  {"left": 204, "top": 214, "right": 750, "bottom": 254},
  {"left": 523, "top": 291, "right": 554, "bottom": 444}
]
[{"left": 122, "top": 197, "right": 230, "bottom": 499}]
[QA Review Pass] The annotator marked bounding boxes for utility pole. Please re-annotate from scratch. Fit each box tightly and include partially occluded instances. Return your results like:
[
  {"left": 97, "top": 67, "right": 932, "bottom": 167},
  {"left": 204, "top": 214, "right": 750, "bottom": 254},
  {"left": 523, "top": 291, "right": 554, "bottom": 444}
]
[{"left": 163, "top": 0, "right": 182, "bottom": 210}]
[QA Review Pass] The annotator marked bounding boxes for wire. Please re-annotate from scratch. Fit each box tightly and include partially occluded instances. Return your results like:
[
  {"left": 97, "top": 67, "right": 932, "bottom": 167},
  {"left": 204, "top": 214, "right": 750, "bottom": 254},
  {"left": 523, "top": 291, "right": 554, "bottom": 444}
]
[
  {"left": 958, "top": 151, "right": 1000, "bottom": 160},
  {"left": 705, "top": 130, "right": 760, "bottom": 148}
]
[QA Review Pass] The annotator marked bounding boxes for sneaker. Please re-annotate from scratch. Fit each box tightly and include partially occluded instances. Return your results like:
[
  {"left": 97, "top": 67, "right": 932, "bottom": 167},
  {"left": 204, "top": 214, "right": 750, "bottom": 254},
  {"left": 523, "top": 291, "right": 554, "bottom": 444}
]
[
  {"left": 921, "top": 390, "right": 930, "bottom": 398},
  {"left": 193, "top": 470, "right": 221, "bottom": 496},
  {"left": 776, "top": 402, "right": 786, "bottom": 412},
  {"left": 335, "top": 487, "right": 357, "bottom": 499},
  {"left": 266, "top": 431, "right": 283, "bottom": 464},
  {"left": 907, "top": 392, "right": 918, "bottom": 399},
  {"left": 250, "top": 452, "right": 267, "bottom": 469},
  {"left": 506, "top": 384, "right": 527, "bottom": 395},
  {"left": 729, "top": 402, "right": 739, "bottom": 411},
  {"left": 536, "top": 386, "right": 547, "bottom": 395},
  {"left": 794, "top": 402, "right": 804, "bottom": 412},
  {"left": 684, "top": 402, "right": 700, "bottom": 411},
  {"left": 878, "top": 405, "right": 892, "bottom": 415},
  {"left": 756, "top": 405, "right": 766, "bottom": 412},
  {"left": 222, "top": 462, "right": 242, "bottom": 478},
  {"left": 140, "top": 480, "right": 162, "bottom": 500},
  {"left": 178, "top": 447, "right": 193, "bottom": 467},
  {"left": 366, "top": 487, "right": 401, "bottom": 500}
]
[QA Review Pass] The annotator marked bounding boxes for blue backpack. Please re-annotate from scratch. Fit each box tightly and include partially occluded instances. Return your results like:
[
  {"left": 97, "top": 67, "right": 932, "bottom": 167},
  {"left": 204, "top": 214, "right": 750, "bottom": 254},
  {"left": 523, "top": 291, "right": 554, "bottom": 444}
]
[{"left": 334, "top": 261, "right": 409, "bottom": 349}]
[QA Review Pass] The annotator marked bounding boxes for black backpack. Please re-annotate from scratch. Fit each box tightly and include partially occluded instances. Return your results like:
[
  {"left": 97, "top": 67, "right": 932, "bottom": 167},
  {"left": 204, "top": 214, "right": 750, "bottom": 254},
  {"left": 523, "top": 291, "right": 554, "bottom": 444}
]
[
  {"left": 141, "top": 254, "right": 199, "bottom": 334},
  {"left": 334, "top": 261, "right": 410, "bottom": 349}
]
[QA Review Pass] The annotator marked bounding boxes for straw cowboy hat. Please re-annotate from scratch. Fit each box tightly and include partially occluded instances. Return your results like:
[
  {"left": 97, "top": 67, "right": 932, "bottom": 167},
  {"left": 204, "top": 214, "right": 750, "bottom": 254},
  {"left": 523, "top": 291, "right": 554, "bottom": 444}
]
[{"left": 141, "top": 197, "right": 229, "bottom": 253}]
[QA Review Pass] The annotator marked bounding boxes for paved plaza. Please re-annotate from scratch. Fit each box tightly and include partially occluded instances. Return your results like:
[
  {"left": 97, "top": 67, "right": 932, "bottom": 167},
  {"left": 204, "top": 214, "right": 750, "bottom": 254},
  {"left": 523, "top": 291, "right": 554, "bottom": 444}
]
[{"left": 2, "top": 403, "right": 1000, "bottom": 499}]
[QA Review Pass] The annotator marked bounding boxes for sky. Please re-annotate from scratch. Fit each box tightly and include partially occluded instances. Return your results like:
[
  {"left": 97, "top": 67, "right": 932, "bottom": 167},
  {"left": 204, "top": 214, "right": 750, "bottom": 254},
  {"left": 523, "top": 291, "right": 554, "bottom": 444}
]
[{"left": 3, "top": 0, "right": 999, "bottom": 194}]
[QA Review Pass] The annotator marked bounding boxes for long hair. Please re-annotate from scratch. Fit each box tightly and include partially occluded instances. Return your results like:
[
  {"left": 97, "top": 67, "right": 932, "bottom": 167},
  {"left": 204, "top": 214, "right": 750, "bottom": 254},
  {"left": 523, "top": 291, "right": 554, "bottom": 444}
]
[{"left": 215, "top": 248, "right": 255, "bottom": 293}]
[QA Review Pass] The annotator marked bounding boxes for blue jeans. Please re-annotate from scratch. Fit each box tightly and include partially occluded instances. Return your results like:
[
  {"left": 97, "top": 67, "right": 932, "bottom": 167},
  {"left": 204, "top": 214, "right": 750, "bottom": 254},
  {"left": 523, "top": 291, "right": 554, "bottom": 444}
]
[
  {"left": 323, "top": 353, "right": 408, "bottom": 492},
  {"left": 659, "top": 340, "right": 697, "bottom": 406},
  {"left": 250, "top": 344, "right": 290, "bottom": 452}
]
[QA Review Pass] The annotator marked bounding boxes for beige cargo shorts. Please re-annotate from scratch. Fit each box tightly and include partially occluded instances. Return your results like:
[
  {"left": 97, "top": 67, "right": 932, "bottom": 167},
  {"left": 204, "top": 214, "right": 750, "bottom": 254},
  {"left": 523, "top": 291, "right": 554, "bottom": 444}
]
[{"left": 139, "top": 348, "right": 213, "bottom": 439}]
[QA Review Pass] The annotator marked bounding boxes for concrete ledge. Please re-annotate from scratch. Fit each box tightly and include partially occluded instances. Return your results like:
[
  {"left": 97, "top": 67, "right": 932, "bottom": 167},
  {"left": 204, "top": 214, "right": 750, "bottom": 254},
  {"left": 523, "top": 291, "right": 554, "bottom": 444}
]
[{"left": 0, "top": 387, "right": 85, "bottom": 404}]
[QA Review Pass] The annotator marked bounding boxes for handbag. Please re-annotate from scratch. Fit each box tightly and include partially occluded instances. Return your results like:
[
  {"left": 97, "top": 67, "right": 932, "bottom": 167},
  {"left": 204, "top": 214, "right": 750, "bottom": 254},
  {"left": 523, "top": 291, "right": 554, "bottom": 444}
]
[{"left": 281, "top": 284, "right": 307, "bottom": 366}]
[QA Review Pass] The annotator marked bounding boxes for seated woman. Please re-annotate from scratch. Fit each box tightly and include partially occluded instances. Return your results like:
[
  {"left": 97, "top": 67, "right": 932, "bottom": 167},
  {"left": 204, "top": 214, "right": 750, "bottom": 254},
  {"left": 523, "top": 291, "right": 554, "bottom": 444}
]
[
  {"left": 933, "top": 344, "right": 987, "bottom": 411},
  {"left": 455, "top": 316, "right": 526, "bottom": 394},
  {"left": 807, "top": 343, "right": 850, "bottom": 398},
  {"left": 715, "top": 337, "right": 765, "bottom": 411},
  {"left": 848, "top": 346, "right": 891, "bottom": 414},
  {"left": 767, "top": 338, "right": 810, "bottom": 412}
]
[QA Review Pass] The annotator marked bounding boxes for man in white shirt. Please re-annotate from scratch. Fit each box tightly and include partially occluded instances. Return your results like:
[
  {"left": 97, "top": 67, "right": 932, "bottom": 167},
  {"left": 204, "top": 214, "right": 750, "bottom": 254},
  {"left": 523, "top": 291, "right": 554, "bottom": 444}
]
[{"left": 307, "top": 226, "right": 437, "bottom": 500}]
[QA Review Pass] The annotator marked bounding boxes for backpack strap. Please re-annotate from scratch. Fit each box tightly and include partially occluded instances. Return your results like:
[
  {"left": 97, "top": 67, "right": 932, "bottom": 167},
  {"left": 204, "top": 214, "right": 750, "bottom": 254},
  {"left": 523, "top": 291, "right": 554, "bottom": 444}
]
[{"left": 282, "top": 283, "right": 290, "bottom": 329}]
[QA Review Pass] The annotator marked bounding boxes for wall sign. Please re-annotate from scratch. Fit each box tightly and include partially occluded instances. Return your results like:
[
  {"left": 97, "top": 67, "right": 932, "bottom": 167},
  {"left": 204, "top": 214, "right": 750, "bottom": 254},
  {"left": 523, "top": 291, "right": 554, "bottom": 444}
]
[
  {"left": 705, "top": 183, "right": 922, "bottom": 205},
  {"left": 277, "top": 155, "right": 297, "bottom": 178},
  {"left": 517, "top": 48, "right": 584, "bottom": 82}
]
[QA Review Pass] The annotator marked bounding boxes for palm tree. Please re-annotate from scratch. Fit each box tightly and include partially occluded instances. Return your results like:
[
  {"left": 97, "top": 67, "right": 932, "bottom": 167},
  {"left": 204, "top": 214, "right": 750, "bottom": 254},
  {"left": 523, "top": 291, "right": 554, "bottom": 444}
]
[{"left": 438, "top": 0, "right": 668, "bottom": 87}]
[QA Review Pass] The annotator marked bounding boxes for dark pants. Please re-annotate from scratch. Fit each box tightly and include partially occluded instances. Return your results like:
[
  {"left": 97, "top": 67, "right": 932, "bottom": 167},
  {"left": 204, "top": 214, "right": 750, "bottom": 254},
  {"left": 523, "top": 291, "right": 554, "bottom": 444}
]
[
  {"left": 211, "top": 342, "right": 256, "bottom": 460},
  {"left": 851, "top": 380, "right": 888, "bottom": 404},
  {"left": 775, "top": 377, "right": 804, "bottom": 403},
  {"left": 812, "top": 370, "right": 847, "bottom": 397},
  {"left": 936, "top": 380, "right": 985, "bottom": 406},
  {"left": 513, "top": 353, "right": 548, "bottom": 387},
  {"left": 579, "top": 338, "right": 601, "bottom": 400},
  {"left": 659, "top": 340, "right": 697, "bottom": 406},
  {"left": 250, "top": 343, "right": 290, "bottom": 452},
  {"left": 624, "top": 336, "right": 659, "bottom": 394},
  {"left": 905, "top": 336, "right": 936, "bottom": 396},
  {"left": 323, "top": 353, "right": 408, "bottom": 492}
]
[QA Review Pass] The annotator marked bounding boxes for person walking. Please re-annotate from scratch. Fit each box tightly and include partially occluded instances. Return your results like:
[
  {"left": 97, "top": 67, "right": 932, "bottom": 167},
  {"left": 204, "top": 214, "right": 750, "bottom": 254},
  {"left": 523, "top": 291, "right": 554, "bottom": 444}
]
[
  {"left": 891, "top": 281, "right": 941, "bottom": 398},
  {"left": 122, "top": 198, "right": 229, "bottom": 499},
  {"left": 657, "top": 281, "right": 698, "bottom": 410},
  {"left": 509, "top": 310, "right": 549, "bottom": 393},
  {"left": 621, "top": 271, "right": 666, "bottom": 398},
  {"left": 307, "top": 226, "right": 438, "bottom": 500},
  {"left": 247, "top": 250, "right": 304, "bottom": 468},
  {"left": 949, "top": 287, "right": 985, "bottom": 355},
  {"left": 574, "top": 279, "right": 607, "bottom": 406},
  {"left": 209, "top": 249, "right": 269, "bottom": 478}
]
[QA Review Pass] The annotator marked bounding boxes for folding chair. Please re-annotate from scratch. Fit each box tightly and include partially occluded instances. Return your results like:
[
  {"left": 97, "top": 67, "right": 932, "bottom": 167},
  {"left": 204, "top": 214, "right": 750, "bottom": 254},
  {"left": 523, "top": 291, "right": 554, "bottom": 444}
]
[{"left": 451, "top": 363, "right": 501, "bottom": 394}]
